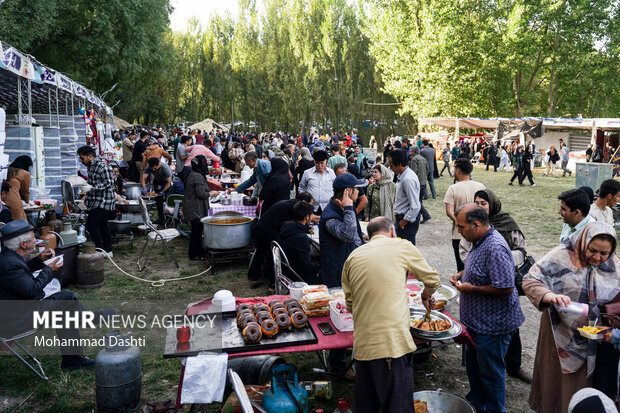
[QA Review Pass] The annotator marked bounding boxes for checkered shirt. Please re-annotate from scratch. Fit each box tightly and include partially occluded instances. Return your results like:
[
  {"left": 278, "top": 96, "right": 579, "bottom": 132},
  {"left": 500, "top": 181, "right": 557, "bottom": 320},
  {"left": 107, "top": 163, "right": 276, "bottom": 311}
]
[{"left": 85, "top": 157, "right": 116, "bottom": 211}]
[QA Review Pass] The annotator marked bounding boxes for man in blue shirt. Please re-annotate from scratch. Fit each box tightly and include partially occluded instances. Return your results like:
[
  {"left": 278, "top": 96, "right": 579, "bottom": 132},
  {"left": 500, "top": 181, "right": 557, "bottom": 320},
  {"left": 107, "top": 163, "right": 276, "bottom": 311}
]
[
  {"left": 450, "top": 203, "right": 524, "bottom": 413},
  {"left": 558, "top": 188, "right": 593, "bottom": 242}
]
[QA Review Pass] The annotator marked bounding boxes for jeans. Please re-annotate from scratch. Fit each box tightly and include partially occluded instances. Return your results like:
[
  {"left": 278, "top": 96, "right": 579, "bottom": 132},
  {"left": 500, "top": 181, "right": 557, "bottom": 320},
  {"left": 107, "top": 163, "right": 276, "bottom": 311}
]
[
  {"left": 465, "top": 330, "right": 513, "bottom": 413},
  {"left": 561, "top": 160, "right": 571, "bottom": 176},
  {"left": 440, "top": 161, "right": 452, "bottom": 176},
  {"left": 86, "top": 207, "right": 114, "bottom": 252},
  {"left": 395, "top": 213, "right": 420, "bottom": 245}
]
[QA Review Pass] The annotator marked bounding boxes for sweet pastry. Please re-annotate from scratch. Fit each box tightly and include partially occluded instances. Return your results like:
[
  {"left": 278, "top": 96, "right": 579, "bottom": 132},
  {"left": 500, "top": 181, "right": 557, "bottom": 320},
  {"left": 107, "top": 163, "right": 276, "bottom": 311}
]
[
  {"left": 238, "top": 313, "right": 257, "bottom": 329},
  {"left": 242, "top": 322, "right": 262, "bottom": 343},
  {"left": 272, "top": 307, "right": 289, "bottom": 317},
  {"left": 286, "top": 302, "right": 302, "bottom": 314},
  {"left": 236, "top": 309, "right": 254, "bottom": 323},
  {"left": 270, "top": 303, "right": 286, "bottom": 313},
  {"left": 236, "top": 303, "right": 252, "bottom": 313},
  {"left": 261, "top": 319, "right": 279, "bottom": 337},
  {"left": 290, "top": 311, "right": 308, "bottom": 329},
  {"left": 253, "top": 303, "right": 270, "bottom": 314},
  {"left": 268, "top": 299, "right": 283, "bottom": 309},
  {"left": 275, "top": 313, "right": 292, "bottom": 330},
  {"left": 284, "top": 298, "right": 299, "bottom": 307},
  {"left": 255, "top": 311, "right": 273, "bottom": 325}
]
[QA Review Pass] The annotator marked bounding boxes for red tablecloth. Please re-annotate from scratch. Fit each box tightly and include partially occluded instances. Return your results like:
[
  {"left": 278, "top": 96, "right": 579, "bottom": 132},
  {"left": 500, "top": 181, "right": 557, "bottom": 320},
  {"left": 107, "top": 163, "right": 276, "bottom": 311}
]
[{"left": 175, "top": 291, "right": 472, "bottom": 408}]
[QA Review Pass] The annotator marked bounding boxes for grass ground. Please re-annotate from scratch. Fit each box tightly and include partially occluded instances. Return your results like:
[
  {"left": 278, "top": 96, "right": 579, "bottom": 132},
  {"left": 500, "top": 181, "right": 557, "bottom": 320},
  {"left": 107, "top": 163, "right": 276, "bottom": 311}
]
[{"left": 0, "top": 164, "right": 612, "bottom": 412}]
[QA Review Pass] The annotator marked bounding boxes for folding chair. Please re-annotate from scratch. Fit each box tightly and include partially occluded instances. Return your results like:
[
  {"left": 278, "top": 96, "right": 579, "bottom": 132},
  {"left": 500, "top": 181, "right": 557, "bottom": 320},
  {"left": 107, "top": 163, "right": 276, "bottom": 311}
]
[
  {"left": 137, "top": 197, "right": 180, "bottom": 271},
  {"left": 164, "top": 194, "right": 184, "bottom": 228},
  {"left": 61, "top": 181, "right": 86, "bottom": 229},
  {"left": 271, "top": 241, "right": 304, "bottom": 295},
  {"left": 0, "top": 329, "right": 48, "bottom": 380}
]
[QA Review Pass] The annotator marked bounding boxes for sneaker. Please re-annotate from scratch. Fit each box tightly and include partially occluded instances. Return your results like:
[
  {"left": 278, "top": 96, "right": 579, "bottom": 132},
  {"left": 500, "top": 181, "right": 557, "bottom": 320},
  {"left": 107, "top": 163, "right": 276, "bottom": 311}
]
[
  {"left": 531, "top": 183, "right": 536, "bottom": 187},
  {"left": 61, "top": 356, "right": 96, "bottom": 371},
  {"left": 105, "top": 251, "right": 113, "bottom": 258}
]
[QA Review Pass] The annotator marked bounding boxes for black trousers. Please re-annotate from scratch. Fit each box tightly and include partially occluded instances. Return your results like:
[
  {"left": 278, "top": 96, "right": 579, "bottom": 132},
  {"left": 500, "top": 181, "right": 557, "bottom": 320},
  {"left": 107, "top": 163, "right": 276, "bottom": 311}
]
[
  {"left": 440, "top": 161, "right": 452, "bottom": 176},
  {"left": 355, "top": 353, "right": 415, "bottom": 413},
  {"left": 509, "top": 166, "right": 523, "bottom": 183},
  {"left": 418, "top": 186, "right": 431, "bottom": 221},
  {"left": 248, "top": 235, "right": 272, "bottom": 282},
  {"left": 40, "top": 291, "right": 85, "bottom": 356},
  {"left": 189, "top": 218, "right": 204, "bottom": 259},
  {"left": 154, "top": 182, "right": 169, "bottom": 221},
  {"left": 86, "top": 207, "right": 114, "bottom": 252},
  {"left": 520, "top": 165, "right": 535, "bottom": 185},
  {"left": 395, "top": 213, "right": 421, "bottom": 245},
  {"left": 505, "top": 329, "right": 522, "bottom": 376},
  {"left": 452, "top": 239, "right": 465, "bottom": 272}
]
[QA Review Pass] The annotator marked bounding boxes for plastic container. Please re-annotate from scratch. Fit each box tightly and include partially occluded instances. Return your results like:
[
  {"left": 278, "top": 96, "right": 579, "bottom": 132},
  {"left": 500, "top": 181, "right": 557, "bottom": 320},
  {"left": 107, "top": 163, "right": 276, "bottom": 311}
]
[
  {"left": 288, "top": 282, "right": 308, "bottom": 300},
  {"left": 329, "top": 300, "right": 353, "bottom": 332},
  {"left": 212, "top": 290, "right": 235, "bottom": 312}
]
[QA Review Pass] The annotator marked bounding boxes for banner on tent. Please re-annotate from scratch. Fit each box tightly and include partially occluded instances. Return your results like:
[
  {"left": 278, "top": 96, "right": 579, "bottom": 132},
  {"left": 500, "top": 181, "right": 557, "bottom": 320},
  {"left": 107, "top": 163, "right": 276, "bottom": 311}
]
[
  {"left": 74, "top": 83, "right": 86, "bottom": 98},
  {"left": 57, "top": 74, "right": 73, "bottom": 93},
  {"left": 1, "top": 46, "right": 25, "bottom": 77},
  {"left": 36, "top": 64, "right": 56, "bottom": 86}
]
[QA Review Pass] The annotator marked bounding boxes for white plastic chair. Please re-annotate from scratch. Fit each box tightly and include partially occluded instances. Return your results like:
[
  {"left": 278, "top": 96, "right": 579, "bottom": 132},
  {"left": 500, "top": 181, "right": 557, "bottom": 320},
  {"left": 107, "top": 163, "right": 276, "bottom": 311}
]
[{"left": 137, "top": 197, "right": 180, "bottom": 271}]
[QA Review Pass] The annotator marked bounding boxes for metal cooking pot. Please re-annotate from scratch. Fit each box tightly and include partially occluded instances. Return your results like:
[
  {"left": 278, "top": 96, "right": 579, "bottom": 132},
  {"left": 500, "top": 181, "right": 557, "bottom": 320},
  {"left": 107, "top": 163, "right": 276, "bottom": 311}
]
[
  {"left": 200, "top": 212, "right": 253, "bottom": 250},
  {"left": 116, "top": 200, "right": 155, "bottom": 213},
  {"left": 124, "top": 183, "right": 142, "bottom": 200},
  {"left": 108, "top": 220, "right": 132, "bottom": 235},
  {"left": 414, "top": 391, "right": 475, "bottom": 413}
]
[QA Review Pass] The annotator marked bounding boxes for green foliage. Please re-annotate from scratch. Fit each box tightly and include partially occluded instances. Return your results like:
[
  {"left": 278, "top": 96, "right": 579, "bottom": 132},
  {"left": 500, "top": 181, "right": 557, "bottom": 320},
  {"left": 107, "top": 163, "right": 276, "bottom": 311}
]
[{"left": 367, "top": 0, "right": 620, "bottom": 119}]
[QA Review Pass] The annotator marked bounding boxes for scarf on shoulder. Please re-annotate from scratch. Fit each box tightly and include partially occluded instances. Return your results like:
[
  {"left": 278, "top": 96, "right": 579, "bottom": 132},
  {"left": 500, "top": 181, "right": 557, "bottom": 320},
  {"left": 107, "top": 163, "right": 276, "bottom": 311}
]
[{"left": 524, "top": 222, "right": 620, "bottom": 376}]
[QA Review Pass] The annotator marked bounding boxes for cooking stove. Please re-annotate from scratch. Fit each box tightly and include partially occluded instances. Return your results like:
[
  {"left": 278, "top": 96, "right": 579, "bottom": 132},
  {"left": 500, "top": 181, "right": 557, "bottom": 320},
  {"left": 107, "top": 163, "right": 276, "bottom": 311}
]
[{"left": 205, "top": 245, "right": 254, "bottom": 275}]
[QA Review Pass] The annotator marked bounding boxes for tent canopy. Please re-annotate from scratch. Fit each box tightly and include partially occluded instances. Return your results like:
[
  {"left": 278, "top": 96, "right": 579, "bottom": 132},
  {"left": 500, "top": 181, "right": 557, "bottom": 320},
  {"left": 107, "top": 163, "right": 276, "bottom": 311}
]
[
  {"left": 188, "top": 118, "right": 229, "bottom": 133},
  {"left": 113, "top": 116, "right": 132, "bottom": 129}
]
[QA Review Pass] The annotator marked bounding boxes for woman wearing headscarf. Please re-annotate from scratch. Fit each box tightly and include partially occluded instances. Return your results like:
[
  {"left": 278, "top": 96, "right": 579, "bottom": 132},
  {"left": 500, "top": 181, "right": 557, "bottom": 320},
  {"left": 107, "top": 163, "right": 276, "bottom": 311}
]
[
  {"left": 4, "top": 155, "right": 33, "bottom": 221},
  {"left": 363, "top": 164, "right": 395, "bottom": 221},
  {"left": 459, "top": 189, "right": 531, "bottom": 383},
  {"left": 258, "top": 158, "right": 291, "bottom": 215},
  {"left": 523, "top": 222, "right": 620, "bottom": 413},
  {"left": 183, "top": 155, "right": 211, "bottom": 260},
  {"left": 295, "top": 147, "right": 315, "bottom": 191}
]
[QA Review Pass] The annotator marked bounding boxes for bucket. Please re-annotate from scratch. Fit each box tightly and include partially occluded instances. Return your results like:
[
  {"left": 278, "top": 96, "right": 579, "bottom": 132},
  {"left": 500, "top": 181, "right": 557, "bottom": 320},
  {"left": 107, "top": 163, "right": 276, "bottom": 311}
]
[{"left": 288, "top": 282, "right": 308, "bottom": 300}]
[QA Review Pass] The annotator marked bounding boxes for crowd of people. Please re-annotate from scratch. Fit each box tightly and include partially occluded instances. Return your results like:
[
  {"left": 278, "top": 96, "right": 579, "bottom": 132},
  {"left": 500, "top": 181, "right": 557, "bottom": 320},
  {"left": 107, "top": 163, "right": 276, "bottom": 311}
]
[{"left": 3, "top": 124, "right": 620, "bottom": 413}]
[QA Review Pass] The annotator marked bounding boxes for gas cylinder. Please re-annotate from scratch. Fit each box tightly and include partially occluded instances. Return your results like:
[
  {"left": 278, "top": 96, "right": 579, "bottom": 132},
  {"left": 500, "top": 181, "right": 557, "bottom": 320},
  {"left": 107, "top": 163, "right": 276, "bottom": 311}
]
[
  {"left": 39, "top": 226, "right": 57, "bottom": 250},
  {"left": 96, "top": 331, "right": 142, "bottom": 413},
  {"left": 76, "top": 242, "right": 104, "bottom": 288},
  {"left": 262, "top": 364, "right": 309, "bottom": 413}
]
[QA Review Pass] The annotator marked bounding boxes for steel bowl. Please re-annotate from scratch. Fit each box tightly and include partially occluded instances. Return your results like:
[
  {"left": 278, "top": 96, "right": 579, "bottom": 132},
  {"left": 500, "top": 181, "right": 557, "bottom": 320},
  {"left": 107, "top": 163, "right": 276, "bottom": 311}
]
[
  {"left": 116, "top": 200, "right": 155, "bottom": 213},
  {"left": 410, "top": 309, "right": 454, "bottom": 337},
  {"left": 200, "top": 213, "right": 253, "bottom": 250},
  {"left": 108, "top": 220, "right": 132, "bottom": 235},
  {"left": 414, "top": 391, "right": 475, "bottom": 413}
]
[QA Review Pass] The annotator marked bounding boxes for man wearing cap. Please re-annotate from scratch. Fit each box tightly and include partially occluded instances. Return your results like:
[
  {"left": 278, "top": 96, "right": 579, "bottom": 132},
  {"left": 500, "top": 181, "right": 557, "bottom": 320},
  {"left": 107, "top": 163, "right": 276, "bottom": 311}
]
[
  {"left": 299, "top": 150, "right": 336, "bottom": 214},
  {"left": 0, "top": 220, "right": 97, "bottom": 370},
  {"left": 319, "top": 172, "right": 366, "bottom": 375},
  {"left": 388, "top": 149, "right": 422, "bottom": 245}
]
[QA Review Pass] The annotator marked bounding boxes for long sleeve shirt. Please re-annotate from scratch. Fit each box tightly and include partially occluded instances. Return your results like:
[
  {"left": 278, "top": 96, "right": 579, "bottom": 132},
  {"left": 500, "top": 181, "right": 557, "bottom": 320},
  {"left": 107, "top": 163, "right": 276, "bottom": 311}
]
[
  {"left": 298, "top": 167, "right": 336, "bottom": 211},
  {"left": 560, "top": 215, "right": 594, "bottom": 242},
  {"left": 86, "top": 157, "right": 116, "bottom": 211},
  {"left": 341, "top": 234, "right": 441, "bottom": 360},
  {"left": 393, "top": 167, "right": 420, "bottom": 223},
  {"left": 325, "top": 206, "right": 362, "bottom": 247},
  {"left": 185, "top": 145, "right": 220, "bottom": 166}
]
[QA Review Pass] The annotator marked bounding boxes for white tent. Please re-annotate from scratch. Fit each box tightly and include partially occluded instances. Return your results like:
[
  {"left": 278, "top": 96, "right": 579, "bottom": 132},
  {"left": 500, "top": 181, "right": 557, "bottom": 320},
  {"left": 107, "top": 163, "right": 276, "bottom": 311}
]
[
  {"left": 113, "top": 116, "right": 133, "bottom": 129},
  {"left": 188, "top": 118, "right": 229, "bottom": 133}
]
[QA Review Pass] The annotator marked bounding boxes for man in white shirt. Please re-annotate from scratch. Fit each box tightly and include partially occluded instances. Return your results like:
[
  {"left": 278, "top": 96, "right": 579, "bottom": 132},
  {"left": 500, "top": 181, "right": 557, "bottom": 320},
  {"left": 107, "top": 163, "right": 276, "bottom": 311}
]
[
  {"left": 589, "top": 179, "right": 620, "bottom": 227},
  {"left": 299, "top": 150, "right": 336, "bottom": 214}
]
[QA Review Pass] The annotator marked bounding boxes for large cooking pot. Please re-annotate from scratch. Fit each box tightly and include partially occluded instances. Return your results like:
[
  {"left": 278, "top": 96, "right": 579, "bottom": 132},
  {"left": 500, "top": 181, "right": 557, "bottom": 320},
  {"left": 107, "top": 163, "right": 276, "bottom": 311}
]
[
  {"left": 108, "top": 220, "right": 132, "bottom": 235},
  {"left": 124, "top": 183, "right": 142, "bottom": 200},
  {"left": 200, "top": 212, "right": 253, "bottom": 250},
  {"left": 116, "top": 200, "right": 154, "bottom": 213},
  {"left": 414, "top": 391, "right": 475, "bottom": 413}
]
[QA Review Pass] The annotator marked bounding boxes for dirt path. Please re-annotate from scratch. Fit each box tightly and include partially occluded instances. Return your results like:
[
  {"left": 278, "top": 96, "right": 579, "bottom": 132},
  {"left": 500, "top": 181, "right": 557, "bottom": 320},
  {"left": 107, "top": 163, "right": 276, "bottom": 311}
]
[{"left": 413, "top": 218, "right": 538, "bottom": 413}]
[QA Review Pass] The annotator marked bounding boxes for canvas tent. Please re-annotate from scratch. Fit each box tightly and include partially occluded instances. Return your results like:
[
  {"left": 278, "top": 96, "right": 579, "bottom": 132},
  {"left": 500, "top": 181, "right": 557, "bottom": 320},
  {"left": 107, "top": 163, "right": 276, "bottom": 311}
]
[
  {"left": 113, "top": 116, "right": 132, "bottom": 129},
  {"left": 188, "top": 118, "right": 229, "bottom": 133}
]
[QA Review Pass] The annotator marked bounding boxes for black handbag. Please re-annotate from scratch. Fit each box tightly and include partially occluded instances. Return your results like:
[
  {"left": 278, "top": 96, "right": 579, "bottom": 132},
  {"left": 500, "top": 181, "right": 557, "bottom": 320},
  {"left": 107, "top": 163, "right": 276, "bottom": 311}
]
[{"left": 515, "top": 255, "right": 536, "bottom": 296}]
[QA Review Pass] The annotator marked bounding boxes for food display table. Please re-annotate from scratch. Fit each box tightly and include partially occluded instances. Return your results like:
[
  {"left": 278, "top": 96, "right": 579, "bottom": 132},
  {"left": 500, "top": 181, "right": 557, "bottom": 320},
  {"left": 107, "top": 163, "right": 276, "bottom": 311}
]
[{"left": 174, "top": 291, "right": 471, "bottom": 408}]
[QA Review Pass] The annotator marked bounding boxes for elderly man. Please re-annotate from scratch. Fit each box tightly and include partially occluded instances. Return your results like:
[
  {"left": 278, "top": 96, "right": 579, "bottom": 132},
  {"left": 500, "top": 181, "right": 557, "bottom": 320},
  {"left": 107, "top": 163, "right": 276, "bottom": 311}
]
[
  {"left": 298, "top": 150, "right": 336, "bottom": 214},
  {"left": 408, "top": 146, "right": 432, "bottom": 223},
  {"left": 420, "top": 140, "right": 437, "bottom": 199},
  {"left": 450, "top": 204, "right": 524, "bottom": 413},
  {"left": 389, "top": 149, "right": 421, "bottom": 245},
  {"left": 0, "top": 220, "right": 98, "bottom": 370},
  {"left": 342, "top": 216, "right": 440, "bottom": 412}
]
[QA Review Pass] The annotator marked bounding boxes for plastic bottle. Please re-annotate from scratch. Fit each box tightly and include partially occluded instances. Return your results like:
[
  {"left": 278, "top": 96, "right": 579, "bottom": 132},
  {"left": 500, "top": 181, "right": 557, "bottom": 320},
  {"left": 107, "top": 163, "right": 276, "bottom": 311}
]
[
  {"left": 77, "top": 224, "right": 87, "bottom": 243},
  {"left": 332, "top": 399, "right": 352, "bottom": 413}
]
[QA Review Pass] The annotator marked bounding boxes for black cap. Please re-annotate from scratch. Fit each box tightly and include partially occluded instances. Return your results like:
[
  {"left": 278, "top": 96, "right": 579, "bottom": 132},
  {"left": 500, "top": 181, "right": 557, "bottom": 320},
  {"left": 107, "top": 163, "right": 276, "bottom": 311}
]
[
  {"left": 0, "top": 219, "right": 34, "bottom": 241},
  {"left": 333, "top": 173, "right": 368, "bottom": 189},
  {"left": 312, "top": 150, "right": 328, "bottom": 162}
]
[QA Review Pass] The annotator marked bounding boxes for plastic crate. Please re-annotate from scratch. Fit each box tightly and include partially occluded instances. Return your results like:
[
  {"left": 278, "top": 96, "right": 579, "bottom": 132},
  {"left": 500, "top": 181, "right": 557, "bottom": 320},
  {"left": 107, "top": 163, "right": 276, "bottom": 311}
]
[{"left": 329, "top": 300, "right": 353, "bottom": 332}]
